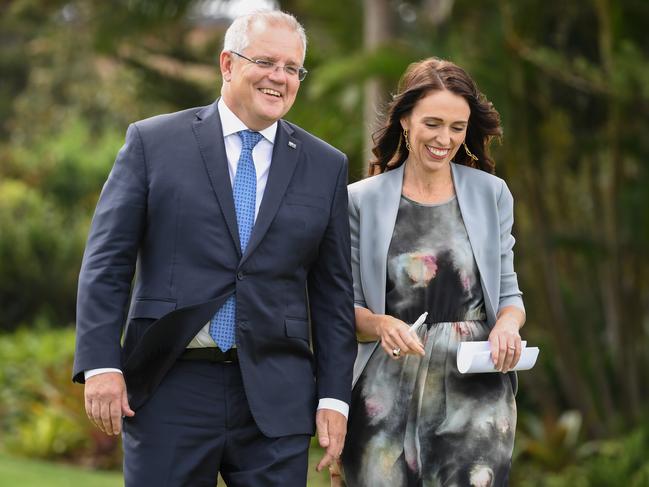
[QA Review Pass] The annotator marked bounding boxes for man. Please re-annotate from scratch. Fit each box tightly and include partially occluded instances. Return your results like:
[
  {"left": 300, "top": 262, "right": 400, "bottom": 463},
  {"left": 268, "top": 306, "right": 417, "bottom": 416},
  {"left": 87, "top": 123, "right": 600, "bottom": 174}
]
[{"left": 73, "top": 11, "right": 356, "bottom": 486}]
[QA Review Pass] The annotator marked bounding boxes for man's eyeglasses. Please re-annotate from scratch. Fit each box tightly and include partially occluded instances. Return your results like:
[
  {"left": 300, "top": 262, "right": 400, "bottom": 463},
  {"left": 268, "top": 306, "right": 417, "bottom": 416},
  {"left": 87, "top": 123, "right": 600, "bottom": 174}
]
[{"left": 230, "top": 51, "right": 308, "bottom": 81}]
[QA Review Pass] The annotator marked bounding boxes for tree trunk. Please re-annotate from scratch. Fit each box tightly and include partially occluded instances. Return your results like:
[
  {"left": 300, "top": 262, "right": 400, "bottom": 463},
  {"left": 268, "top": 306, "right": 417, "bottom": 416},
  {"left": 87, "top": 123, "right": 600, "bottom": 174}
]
[{"left": 363, "top": 0, "right": 393, "bottom": 176}]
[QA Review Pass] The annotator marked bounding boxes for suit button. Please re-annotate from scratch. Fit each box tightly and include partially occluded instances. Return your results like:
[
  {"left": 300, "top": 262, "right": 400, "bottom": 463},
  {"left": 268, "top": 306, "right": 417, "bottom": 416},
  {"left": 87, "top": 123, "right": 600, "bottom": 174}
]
[{"left": 237, "top": 271, "right": 244, "bottom": 280}]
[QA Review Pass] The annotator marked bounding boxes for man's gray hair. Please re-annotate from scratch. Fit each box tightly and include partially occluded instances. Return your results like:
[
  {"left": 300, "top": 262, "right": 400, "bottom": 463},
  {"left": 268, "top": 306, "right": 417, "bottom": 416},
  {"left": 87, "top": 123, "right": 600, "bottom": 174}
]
[{"left": 223, "top": 11, "right": 307, "bottom": 62}]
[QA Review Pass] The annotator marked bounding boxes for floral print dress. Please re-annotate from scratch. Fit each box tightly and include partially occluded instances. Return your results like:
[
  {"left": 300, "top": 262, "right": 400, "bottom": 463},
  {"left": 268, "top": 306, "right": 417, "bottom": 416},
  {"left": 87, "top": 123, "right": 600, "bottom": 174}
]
[{"left": 342, "top": 195, "right": 516, "bottom": 487}]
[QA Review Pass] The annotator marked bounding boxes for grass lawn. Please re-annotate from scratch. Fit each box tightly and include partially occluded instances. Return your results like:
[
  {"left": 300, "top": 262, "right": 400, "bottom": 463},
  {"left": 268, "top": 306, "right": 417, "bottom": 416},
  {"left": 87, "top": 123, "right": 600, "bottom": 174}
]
[
  {"left": 0, "top": 447, "right": 331, "bottom": 486},
  {"left": 0, "top": 454, "right": 122, "bottom": 486}
]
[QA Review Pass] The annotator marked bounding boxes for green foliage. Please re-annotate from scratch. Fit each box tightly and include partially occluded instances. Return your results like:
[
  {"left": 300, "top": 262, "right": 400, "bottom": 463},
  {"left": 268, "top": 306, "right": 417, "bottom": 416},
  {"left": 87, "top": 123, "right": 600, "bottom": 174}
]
[
  {"left": 7, "top": 404, "right": 88, "bottom": 459},
  {"left": 5, "top": 118, "right": 123, "bottom": 211},
  {"left": 0, "top": 327, "right": 121, "bottom": 467},
  {"left": 307, "top": 45, "right": 414, "bottom": 99},
  {"left": 513, "top": 414, "right": 649, "bottom": 486},
  {"left": 0, "top": 116, "right": 123, "bottom": 330},
  {"left": 0, "top": 180, "right": 83, "bottom": 330}
]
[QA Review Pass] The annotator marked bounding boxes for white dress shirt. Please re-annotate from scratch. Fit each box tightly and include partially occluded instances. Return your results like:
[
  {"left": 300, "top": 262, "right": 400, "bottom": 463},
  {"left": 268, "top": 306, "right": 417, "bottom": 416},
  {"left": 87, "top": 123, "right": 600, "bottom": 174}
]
[{"left": 85, "top": 99, "right": 348, "bottom": 419}]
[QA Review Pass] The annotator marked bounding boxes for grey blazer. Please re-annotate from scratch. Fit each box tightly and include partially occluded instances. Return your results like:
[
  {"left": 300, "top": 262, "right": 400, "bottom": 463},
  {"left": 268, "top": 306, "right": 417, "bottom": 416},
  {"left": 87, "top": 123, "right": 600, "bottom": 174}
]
[{"left": 348, "top": 162, "right": 525, "bottom": 386}]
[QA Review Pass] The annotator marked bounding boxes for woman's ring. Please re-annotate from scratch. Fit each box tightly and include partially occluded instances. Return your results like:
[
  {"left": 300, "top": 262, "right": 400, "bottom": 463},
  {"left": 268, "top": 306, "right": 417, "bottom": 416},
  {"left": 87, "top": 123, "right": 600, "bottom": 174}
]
[
  {"left": 392, "top": 348, "right": 401, "bottom": 357},
  {"left": 508, "top": 345, "right": 516, "bottom": 350}
]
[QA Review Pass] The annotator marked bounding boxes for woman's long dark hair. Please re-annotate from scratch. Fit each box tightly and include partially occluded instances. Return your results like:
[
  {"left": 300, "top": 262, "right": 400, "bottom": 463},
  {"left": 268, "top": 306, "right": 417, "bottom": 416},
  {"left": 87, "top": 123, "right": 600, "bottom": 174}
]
[{"left": 369, "top": 57, "right": 502, "bottom": 176}]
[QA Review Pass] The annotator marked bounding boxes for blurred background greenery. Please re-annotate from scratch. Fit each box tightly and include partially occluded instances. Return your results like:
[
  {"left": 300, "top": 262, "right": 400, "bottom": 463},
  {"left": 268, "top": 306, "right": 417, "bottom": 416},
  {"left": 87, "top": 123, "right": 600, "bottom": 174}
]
[{"left": 1, "top": 0, "right": 649, "bottom": 485}]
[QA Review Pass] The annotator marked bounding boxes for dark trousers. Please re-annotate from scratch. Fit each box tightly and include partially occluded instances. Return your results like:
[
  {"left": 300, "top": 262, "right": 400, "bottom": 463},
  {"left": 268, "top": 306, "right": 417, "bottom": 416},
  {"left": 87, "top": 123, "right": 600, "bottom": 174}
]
[{"left": 122, "top": 360, "right": 310, "bottom": 487}]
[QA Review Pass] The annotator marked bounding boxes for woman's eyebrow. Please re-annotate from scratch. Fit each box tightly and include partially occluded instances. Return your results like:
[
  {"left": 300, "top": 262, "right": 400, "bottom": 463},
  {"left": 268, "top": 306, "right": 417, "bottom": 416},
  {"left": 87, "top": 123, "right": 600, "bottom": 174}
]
[{"left": 422, "top": 116, "right": 469, "bottom": 124}]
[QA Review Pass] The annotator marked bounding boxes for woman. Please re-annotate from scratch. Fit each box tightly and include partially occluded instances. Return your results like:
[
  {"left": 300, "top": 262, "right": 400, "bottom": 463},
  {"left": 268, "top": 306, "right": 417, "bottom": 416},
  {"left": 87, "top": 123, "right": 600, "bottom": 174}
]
[{"left": 340, "top": 58, "right": 526, "bottom": 486}]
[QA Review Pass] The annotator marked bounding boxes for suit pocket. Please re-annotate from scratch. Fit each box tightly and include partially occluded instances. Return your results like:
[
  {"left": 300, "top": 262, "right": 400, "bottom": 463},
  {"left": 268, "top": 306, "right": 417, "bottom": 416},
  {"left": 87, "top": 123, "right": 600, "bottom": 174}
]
[
  {"left": 129, "top": 298, "right": 177, "bottom": 319},
  {"left": 285, "top": 318, "right": 310, "bottom": 342},
  {"left": 123, "top": 317, "right": 155, "bottom": 349},
  {"left": 122, "top": 299, "right": 177, "bottom": 366},
  {"left": 284, "top": 192, "right": 327, "bottom": 210}
]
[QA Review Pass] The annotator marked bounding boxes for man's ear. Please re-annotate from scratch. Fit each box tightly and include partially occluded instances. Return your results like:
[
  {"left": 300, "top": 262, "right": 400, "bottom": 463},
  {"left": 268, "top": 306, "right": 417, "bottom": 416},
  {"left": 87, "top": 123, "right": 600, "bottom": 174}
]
[{"left": 220, "top": 51, "right": 233, "bottom": 82}]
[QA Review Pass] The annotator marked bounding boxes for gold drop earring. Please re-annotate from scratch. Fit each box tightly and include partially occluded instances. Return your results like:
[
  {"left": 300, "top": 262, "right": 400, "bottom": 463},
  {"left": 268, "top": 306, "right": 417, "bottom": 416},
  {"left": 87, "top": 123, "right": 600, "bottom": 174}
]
[
  {"left": 403, "top": 129, "right": 412, "bottom": 151},
  {"left": 463, "top": 142, "right": 478, "bottom": 161}
]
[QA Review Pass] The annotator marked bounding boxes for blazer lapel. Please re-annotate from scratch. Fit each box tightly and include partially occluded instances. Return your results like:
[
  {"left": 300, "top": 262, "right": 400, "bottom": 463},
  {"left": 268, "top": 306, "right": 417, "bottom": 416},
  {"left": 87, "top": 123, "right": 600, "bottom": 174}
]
[
  {"left": 362, "top": 164, "right": 404, "bottom": 314},
  {"left": 452, "top": 163, "right": 497, "bottom": 325},
  {"left": 241, "top": 120, "right": 300, "bottom": 264},
  {"left": 192, "top": 102, "right": 241, "bottom": 255}
]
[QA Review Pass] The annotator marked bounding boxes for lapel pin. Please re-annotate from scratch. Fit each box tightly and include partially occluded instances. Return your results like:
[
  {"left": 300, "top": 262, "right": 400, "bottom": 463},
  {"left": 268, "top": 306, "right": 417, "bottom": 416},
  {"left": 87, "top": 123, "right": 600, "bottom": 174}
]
[{"left": 288, "top": 141, "right": 297, "bottom": 149}]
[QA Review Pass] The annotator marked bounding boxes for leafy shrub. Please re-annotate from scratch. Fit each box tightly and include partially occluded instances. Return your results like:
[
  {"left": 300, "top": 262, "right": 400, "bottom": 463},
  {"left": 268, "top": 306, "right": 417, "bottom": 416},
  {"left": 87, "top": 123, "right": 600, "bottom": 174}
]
[
  {"left": 513, "top": 412, "right": 649, "bottom": 486},
  {"left": 0, "top": 326, "right": 121, "bottom": 468},
  {"left": 0, "top": 180, "right": 86, "bottom": 331},
  {"left": 4, "top": 119, "right": 122, "bottom": 213}
]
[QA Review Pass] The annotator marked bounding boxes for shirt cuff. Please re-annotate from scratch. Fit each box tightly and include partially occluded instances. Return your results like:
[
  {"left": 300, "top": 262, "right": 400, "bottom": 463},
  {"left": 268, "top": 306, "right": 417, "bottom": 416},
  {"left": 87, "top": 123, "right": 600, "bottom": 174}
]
[
  {"left": 317, "top": 398, "right": 349, "bottom": 419},
  {"left": 84, "top": 368, "right": 123, "bottom": 381}
]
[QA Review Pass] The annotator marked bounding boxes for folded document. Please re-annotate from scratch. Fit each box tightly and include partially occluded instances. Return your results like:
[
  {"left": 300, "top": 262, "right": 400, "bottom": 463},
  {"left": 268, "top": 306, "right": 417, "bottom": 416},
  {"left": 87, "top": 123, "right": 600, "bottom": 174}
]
[{"left": 457, "top": 341, "right": 539, "bottom": 374}]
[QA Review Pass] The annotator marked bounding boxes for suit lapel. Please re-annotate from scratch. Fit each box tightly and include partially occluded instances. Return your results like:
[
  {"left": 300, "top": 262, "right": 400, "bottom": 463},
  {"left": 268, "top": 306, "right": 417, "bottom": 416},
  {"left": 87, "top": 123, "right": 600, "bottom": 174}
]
[
  {"left": 192, "top": 102, "right": 241, "bottom": 255},
  {"left": 241, "top": 120, "right": 300, "bottom": 264},
  {"left": 452, "top": 163, "right": 496, "bottom": 324}
]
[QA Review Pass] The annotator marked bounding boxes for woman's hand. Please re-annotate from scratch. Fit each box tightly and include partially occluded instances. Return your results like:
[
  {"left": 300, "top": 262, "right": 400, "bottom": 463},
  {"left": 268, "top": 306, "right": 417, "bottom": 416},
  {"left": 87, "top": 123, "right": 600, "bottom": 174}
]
[
  {"left": 377, "top": 315, "right": 425, "bottom": 360},
  {"left": 488, "top": 306, "right": 525, "bottom": 372},
  {"left": 328, "top": 458, "right": 344, "bottom": 487}
]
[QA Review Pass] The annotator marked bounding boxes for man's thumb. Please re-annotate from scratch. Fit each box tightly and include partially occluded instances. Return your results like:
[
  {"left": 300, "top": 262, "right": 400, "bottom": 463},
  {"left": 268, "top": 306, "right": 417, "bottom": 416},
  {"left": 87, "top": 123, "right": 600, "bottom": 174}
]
[
  {"left": 121, "top": 390, "right": 135, "bottom": 417},
  {"left": 318, "top": 420, "right": 330, "bottom": 447}
]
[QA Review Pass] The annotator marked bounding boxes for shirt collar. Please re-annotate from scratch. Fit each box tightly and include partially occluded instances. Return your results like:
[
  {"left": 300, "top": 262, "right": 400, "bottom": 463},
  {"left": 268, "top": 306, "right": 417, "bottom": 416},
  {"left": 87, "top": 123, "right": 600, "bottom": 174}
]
[{"left": 217, "top": 98, "right": 277, "bottom": 145}]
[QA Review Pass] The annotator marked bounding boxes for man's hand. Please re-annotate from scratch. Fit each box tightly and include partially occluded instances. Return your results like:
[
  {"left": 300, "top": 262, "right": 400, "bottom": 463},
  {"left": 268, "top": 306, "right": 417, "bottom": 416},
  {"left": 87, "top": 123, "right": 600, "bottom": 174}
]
[
  {"left": 315, "top": 408, "right": 347, "bottom": 472},
  {"left": 84, "top": 372, "right": 135, "bottom": 435}
]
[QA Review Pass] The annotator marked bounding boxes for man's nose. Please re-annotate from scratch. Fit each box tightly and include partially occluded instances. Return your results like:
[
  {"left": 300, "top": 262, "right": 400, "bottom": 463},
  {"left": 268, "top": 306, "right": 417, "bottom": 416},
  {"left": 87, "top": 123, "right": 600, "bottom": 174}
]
[{"left": 267, "top": 65, "right": 288, "bottom": 83}]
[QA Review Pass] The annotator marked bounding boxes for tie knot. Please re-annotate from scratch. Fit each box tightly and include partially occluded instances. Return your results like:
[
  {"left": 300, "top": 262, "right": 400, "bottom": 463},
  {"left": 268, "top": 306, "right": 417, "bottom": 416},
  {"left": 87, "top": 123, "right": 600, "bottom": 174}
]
[{"left": 238, "top": 130, "right": 263, "bottom": 151}]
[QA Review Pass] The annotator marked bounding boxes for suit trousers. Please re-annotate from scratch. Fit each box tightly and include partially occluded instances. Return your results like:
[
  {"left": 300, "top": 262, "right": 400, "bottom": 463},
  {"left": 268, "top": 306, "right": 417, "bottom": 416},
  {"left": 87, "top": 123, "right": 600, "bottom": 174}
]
[{"left": 122, "top": 360, "right": 310, "bottom": 486}]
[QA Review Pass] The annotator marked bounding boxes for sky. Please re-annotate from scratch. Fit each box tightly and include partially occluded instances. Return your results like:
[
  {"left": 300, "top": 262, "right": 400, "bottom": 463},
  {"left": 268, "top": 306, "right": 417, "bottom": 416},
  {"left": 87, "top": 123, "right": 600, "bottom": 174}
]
[{"left": 192, "top": 0, "right": 280, "bottom": 19}]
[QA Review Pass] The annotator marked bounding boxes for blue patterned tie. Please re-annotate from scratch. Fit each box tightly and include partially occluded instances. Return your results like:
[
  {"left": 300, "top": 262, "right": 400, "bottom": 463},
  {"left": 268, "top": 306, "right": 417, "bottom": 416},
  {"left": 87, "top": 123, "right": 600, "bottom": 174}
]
[{"left": 209, "top": 130, "right": 263, "bottom": 351}]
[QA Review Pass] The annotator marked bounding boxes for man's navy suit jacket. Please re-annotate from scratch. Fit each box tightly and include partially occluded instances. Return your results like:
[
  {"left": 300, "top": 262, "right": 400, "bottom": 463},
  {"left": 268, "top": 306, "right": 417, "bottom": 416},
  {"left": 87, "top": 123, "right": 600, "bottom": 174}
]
[{"left": 72, "top": 100, "right": 356, "bottom": 438}]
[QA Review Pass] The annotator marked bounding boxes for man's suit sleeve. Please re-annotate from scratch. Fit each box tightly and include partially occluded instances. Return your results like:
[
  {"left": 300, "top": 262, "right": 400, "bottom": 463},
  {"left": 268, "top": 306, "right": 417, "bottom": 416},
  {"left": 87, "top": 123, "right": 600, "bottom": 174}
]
[
  {"left": 73, "top": 123, "right": 148, "bottom": 383},
  {"left": 308, "top": 155, "right": 357, "bottom": 405}
]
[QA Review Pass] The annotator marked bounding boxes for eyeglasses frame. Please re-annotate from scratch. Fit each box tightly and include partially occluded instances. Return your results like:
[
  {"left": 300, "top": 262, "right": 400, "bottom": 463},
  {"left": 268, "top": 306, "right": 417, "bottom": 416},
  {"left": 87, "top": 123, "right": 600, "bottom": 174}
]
[{"left": 229, "top": 51, "right": 308, "bottom": 81}]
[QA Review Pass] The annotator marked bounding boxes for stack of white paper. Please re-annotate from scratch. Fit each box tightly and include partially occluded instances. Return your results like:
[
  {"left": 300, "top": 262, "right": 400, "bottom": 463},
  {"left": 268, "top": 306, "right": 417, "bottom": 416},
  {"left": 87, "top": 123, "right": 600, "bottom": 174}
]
[{"left": 457, "top": 341, "right": 540, "bottom": 374}]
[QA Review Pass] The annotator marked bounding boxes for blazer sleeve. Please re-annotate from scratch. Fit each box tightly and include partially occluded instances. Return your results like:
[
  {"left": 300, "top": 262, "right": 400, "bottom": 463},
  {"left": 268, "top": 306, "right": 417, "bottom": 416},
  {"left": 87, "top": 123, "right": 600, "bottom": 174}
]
[
  {"left": 348, "top": 187, "right": 367, "bottom": 309},
  {"left": 497, "top": 179, "right": 525, "bottom": 314},
  {"left": 73, "top": 123, "right": 148, "bottom": 382},
  {"left": 307, "top": 156, "right": 357, "bottom": 404}
]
